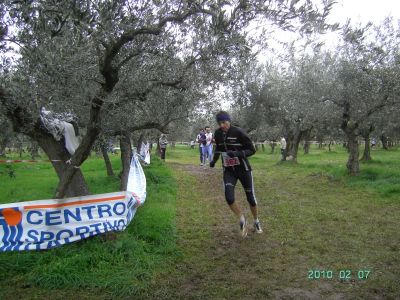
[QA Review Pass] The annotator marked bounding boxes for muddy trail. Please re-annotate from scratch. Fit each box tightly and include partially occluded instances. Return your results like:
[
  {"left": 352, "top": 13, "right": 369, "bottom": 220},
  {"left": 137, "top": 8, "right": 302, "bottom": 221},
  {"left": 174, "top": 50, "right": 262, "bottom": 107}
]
[{"left": 147, "top": 163, "right": 333, "bottom": 300}]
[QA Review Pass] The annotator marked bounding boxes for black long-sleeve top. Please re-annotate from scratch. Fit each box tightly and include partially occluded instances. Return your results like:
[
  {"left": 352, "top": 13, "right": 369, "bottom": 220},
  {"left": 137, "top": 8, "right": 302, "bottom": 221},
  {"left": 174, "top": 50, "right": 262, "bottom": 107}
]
[{"left": 213, "top": 126, "right": 256, "bottom": 171}]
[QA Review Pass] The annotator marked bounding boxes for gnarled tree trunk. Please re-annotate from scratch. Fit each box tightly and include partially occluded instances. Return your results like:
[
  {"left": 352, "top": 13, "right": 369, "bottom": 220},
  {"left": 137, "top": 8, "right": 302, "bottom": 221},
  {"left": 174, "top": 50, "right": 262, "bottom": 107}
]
[
  {"left": 0, "top": 136, "right": 10, "bottom": 157},
  {"left": 380, "top": 133, "right": 389, "bottom": 150},
  {"left": 156, "top": 140, "right": 161, "bottom": 157},
  {"left": 303, "top": 128, "right": 312, "bottom": 155},
  {"left": 1, "top": 90, "right": 91, "bottom": 197},
  {"left": 0, "top": 144, "right": 6, "bottom": 157},
  {"left": 317, "top": 137, "right": 323, "bottom": 149},
  {"left": 341, "top": 101, "right": 359, "bottom": 175},
  {"left": 53, "top": 93, "right": 106, "bottom": 198},
  {"left": 287, "top": 125, "right": 304, "bottom": 162},
  {"left": 136, "top": 133, "right": 144, "bottom": 154},
  {"left": 35, "top": 132, "right": 90, "bottom": 197},
  {"left": 361, "top": 135, "right": 371, "bottom": 161},
  {"left": 345, "top": 132, "right": 359, "bottom": 175},
  {"left": 101, "top": 145, "right": 114, "bottom": 176},
  {"left": 119, "top": 131, "right": 132, "bottom": 191},
  {"left": 360, "top": 126, "right": 373, "bottom": 161},
  {"left": 290, "top": 130, "right": 302, "bottom": 161}
]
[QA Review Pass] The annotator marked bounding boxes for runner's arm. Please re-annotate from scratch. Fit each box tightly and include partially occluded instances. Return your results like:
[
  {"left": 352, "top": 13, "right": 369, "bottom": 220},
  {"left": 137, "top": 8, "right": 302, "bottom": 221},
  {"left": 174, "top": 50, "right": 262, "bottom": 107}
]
[
  {"left": 211, "top": 133, "right": 222, "bottom": 163},
  {"left": 213, "top": 144, "right": 222, "bottom": 163},
  {"left": 238, "top": 129, "right": 256, "bottom": 157}
]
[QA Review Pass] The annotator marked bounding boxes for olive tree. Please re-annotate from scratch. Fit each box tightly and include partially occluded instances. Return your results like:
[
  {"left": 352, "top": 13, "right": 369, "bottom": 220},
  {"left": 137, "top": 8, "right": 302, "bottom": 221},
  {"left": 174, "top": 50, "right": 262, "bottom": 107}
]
[
  {"left": 329, "top": 21, "right": 400, "bottom": 174},
  {"left": 238, "top": 48, "right": 338, "bottom": 161},
  {"left": 1, "top": 0, "right": 334, "bottom": 197}
]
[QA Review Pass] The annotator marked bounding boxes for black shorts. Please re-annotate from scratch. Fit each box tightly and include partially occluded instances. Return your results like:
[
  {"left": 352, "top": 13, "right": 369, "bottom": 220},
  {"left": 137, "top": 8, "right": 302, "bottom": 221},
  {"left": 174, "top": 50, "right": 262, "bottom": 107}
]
[{"left": 223, "top": 167, "right": 257, "bottom": 207}]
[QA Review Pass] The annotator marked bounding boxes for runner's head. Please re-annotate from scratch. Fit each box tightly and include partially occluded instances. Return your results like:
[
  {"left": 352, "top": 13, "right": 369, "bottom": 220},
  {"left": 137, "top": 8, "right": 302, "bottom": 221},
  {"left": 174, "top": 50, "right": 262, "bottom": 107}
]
[
  {"left": 216, "top": 111, "right": 231, "bottom": 132},
  {"left": 205, "top": 126, "right": 211, "bottom": 133}
]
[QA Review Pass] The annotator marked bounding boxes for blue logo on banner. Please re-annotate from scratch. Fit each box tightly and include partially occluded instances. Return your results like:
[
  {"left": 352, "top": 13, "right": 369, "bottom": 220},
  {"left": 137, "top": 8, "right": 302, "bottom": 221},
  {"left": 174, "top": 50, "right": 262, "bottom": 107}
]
[{"left": 0, "top": 207, "right": 24, "bottom": 251}]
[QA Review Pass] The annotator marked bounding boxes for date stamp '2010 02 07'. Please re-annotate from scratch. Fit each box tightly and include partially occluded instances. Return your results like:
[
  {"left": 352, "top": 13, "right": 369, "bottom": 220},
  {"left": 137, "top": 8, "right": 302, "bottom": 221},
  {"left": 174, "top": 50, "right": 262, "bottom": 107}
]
[{"left": 308, "top": 269, "right": 371, "bottom": 280}]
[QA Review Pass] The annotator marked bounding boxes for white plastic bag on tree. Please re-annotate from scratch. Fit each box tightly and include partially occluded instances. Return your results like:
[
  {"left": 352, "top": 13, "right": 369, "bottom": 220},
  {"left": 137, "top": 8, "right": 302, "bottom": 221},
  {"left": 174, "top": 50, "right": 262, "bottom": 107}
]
[
  {"left": 144, "top": 150, "right": 150, "bottom": 165},
  {"left": 139, "top": 142, "right": 151, "bottom": 165},
  {"left": 126, "top": 151, "right": 147, "bottom": 207},
  {"left": 40, "top": 108, "right": 79, "bottom": 155},
  {"left": 62, "top": 121, "right": 79, "bottom": 155}
]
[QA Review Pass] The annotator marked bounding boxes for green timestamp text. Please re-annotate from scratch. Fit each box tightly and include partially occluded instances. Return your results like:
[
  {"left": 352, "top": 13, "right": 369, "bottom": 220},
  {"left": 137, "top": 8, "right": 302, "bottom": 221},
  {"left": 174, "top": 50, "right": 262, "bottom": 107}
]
[{"left": 307, "top": 269, "right": 371, "bottom": 280}]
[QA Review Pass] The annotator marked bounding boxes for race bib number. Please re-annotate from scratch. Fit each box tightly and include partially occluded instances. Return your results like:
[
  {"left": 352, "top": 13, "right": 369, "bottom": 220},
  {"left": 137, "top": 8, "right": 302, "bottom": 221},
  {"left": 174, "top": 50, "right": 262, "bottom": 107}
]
[{"left": 222, "top": 153, "right": 240, "bottom": 167}]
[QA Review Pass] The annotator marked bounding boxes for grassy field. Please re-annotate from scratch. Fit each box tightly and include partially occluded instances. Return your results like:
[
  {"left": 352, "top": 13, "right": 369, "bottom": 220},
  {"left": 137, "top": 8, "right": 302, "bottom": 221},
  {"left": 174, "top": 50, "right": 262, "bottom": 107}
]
[
  {"left": 153, "top": 144, "right": 400, "bottom": 299},
  {"left": 0, "top": 144, "right": 399, "bottom": 299},
  {"left": 0, "top": 154, "right": 179, "bottom": 299}
]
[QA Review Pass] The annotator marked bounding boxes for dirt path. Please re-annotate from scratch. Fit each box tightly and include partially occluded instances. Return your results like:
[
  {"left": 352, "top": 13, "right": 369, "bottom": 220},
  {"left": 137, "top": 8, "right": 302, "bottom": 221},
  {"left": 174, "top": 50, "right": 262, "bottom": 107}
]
[
  {"left": 148, "top": 161, "right": 394, "bottom": 300},
  {"left": 174, "top": 164, "right": 277, "bottom": 299},
  {"left": 149, "top": 163, "right": 312, "bottom": 300}
]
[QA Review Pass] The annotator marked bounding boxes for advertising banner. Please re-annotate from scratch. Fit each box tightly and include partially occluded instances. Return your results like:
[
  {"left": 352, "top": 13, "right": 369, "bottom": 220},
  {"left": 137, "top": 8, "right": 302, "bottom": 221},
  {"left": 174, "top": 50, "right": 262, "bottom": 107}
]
[{"left": 0, "top": 154, "right": 146, "bottom": 251}]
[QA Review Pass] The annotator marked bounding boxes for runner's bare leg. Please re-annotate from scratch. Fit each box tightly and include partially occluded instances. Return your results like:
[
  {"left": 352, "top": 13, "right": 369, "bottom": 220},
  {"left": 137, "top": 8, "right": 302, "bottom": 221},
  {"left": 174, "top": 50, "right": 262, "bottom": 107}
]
[
  {"left": 250, "top": 205, "right": 258, "bottom": 220},
  {"left": 229, "top": 202, "right": 243, "bottom": 218}
]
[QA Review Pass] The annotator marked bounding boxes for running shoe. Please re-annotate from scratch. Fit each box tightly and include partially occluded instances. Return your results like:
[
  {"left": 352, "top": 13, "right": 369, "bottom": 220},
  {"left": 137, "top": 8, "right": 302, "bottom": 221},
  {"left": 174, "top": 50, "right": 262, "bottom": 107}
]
[
  {"left": 240, "top": 217, "right": 248, "bottom": 238},
  {"left": 254, "top": 220, "right": 263, "bottom": 234}
]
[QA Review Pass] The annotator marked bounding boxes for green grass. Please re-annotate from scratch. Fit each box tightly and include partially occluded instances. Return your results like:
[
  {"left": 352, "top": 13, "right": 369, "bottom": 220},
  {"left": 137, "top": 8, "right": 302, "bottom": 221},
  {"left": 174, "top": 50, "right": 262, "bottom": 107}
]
[
  {"left": 168, "top": 143, "right": 400, "bottom": 200},
  {"left": 0, "top": 155, "right": 178, "bottom": 299},
  {"left": 1, "top": 144, "right": 399, "bottom": 299},
  {"left": 153, "top": 144, "right": 400, "bottom": 299}
]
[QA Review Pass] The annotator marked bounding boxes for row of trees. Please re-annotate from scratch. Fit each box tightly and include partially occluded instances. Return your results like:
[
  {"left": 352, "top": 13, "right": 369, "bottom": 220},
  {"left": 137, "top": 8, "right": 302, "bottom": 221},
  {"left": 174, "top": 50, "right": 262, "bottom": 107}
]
[
  {"left": 233, "top": 19, "right": 400, "bottom": 175},
  {"left": 0, "top": 0, "right": 334, "bottom": 197}
]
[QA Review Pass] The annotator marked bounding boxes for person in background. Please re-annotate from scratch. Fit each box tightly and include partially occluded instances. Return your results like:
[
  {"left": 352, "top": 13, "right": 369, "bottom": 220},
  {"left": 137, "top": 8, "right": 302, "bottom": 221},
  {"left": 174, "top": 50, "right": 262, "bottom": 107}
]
[
  {"left": 202, "top": 126, "right": 214, "bottom": 166},
  {"left": 196, "top": 128, "right": 206, "bottom": 166},
  {"left": 159, "top": 134, "right": 168, "bottom": 161},
  {"left": 371, "top": 137, "right": 376, "bottom": 149},
  {"left": 210, "top": 111, "right": 262, "bottom": 238},
  {"left": 280, "top": 136, "right": 287, "bottom": 160}
]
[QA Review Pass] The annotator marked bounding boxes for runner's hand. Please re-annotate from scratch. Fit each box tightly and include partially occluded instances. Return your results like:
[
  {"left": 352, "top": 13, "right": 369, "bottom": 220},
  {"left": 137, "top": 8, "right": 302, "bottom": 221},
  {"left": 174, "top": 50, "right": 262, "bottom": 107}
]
[{"left": 210, "top": 161, "right": 215, "bottom": 168}]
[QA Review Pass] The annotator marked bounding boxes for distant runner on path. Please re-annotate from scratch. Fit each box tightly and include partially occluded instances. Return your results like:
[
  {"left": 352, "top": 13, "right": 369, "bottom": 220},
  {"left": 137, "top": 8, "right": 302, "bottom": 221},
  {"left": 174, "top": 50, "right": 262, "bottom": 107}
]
[
  {"left": 159, "top": 134, "right": 168, "bottom": 161},
  {"left": 196, "top": 128, "right": 206, "bottom": 166},
  {"left": 209, "top": 111, "right": 262, "bottom": 238},
  {"left": 202, "top": 126, "right": 214, "bottom": 166},
  {"left": 280, "top": 136, "right": 287, "bottom": 160}
]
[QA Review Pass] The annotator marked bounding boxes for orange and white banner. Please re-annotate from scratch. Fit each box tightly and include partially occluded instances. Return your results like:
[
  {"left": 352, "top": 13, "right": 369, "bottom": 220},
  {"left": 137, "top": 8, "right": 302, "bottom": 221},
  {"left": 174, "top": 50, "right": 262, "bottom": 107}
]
[{"left": 0, "top": 154, "right": 146, "bottom": 251}]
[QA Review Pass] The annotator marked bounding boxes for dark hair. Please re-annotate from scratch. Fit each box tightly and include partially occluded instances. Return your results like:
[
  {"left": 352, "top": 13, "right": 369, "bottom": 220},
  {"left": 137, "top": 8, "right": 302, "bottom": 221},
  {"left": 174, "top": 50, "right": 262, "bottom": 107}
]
[
  {"left": 205, "top": 126, "right": 210, "bottom": 129},
  {"left": 216, "top": 111, "right": 231, "bottom": 122}
]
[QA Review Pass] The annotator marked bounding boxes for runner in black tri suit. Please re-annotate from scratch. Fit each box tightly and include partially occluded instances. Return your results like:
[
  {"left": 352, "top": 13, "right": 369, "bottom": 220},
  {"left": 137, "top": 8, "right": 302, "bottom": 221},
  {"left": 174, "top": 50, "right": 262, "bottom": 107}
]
[{"left": 210, "top": 111, "right": 263, "bottom": 237}]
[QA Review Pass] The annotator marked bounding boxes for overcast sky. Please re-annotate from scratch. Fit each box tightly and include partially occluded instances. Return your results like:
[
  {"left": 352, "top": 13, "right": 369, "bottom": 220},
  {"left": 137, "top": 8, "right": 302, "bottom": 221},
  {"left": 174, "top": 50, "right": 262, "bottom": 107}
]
[
  {"left": 254, "top": 0, "right": 400, "bottom": 64},
  {"left": 327, "top": 0, "right": 400, "bottom": 25}
]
